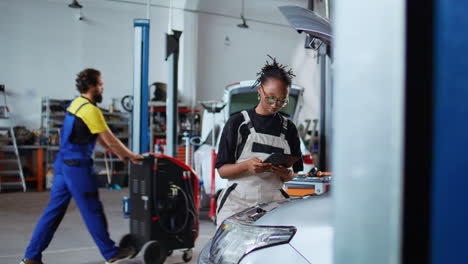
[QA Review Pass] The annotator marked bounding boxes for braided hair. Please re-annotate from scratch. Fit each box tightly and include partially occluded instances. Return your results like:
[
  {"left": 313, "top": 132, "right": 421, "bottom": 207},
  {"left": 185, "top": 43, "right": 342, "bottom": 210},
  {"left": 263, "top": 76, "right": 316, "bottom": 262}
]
[
  {"left": 75, "top": 68, "right": 101, "bottom": 93},
  {"left": 253, "top": 55, "right": 296, "bottom": 89}
]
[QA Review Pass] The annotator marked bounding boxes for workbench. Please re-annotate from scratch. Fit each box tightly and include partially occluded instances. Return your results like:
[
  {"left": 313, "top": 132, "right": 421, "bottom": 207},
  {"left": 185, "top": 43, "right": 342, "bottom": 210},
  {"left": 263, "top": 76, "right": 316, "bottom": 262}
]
[{"left": 17, "top": 145, "right": 46, "bottom": 191}]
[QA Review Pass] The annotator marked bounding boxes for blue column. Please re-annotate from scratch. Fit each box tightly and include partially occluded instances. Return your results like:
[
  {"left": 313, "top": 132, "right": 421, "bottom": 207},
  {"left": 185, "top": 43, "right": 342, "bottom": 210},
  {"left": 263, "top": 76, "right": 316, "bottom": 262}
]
[
  {"left": 132, "top": 19, "right": 150, "bottom": 154},
  {"left": 432, "top": 1, "right": 468, "bottom": 263}
]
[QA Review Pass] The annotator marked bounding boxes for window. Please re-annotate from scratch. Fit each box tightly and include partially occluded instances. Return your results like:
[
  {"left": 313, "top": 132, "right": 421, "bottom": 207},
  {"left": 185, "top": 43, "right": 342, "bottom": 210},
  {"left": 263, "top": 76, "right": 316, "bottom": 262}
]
[{"left": 229, "top": 91, "right": 298, "bottom": 117}]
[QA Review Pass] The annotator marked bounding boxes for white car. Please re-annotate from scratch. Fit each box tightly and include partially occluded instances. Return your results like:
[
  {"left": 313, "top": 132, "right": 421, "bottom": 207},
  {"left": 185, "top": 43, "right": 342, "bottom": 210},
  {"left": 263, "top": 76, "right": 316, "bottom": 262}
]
[
  {"left": 198, "top": 194, "right": 333, "bottom": 264},
  {"left": 193, "top": 80, "right": 315, "bottom": 207}
]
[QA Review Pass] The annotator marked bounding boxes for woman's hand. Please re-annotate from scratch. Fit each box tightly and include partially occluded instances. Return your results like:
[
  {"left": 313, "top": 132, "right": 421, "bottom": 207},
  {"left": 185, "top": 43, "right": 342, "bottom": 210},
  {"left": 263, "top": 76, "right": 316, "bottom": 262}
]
[
  {"left": 245, "top": 158, "right": 272, "bottom": 174},
  {"left": 271, "top": 166, "right": 294, "bottom": 182}
]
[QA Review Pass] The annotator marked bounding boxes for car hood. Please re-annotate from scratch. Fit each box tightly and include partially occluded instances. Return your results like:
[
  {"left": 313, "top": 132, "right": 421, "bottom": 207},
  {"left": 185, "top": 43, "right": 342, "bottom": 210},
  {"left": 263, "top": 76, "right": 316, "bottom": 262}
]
[
  {"left": 253, "top": 195, "right": 333, "bottom": 264},
  {"left": 279, "top": 6, "right": 332, "bottom": 46},
  {"left": 279, "top": 6, "right": 333, "bottom": 45},
  {"left": 253, "top": 194, "right": 332, "bottom": 225}
]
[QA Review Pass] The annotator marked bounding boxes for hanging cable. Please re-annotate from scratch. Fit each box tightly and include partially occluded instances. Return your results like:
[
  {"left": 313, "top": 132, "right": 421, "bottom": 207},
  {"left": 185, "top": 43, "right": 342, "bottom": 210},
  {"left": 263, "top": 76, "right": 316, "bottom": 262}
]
[
  {"left": 168, "top": 0, "right": 173, "bottom": 34},
  {"left": 146, "top": 0, "right": 150, "bottom": 19},
  {"left": 101, "top": 0, "right": 291, "bottom": 28},
  {"left": 152, "top": 181, "right": 191, "bottom": 234}
]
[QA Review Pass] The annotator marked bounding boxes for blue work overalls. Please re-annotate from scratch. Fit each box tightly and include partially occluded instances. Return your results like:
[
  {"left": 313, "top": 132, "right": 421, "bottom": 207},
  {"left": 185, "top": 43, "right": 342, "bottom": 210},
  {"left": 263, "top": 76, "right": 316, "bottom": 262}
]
[{"left": 24, "top": 101, "right": 119, "bottom": 261}]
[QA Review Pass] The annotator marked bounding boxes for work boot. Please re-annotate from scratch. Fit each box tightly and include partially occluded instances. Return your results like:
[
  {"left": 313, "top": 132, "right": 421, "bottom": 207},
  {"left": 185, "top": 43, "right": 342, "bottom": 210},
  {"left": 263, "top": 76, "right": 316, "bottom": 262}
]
[
  {"left": 105, "top": 247, "right": 137, "bottom": 264},
  {"left": 19, "top": 259, "right": 43, "bottom": 264}
]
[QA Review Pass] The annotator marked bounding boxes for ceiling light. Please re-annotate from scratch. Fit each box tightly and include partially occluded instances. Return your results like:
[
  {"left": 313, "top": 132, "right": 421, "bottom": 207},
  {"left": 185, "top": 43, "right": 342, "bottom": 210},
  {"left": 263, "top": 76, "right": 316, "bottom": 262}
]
[
  {"left": 237, "top": 0, "right": 249, "bottom": 29},
  {"left": 237, "top": 16, "right": 249, "bottom": 28},
  {"left": 68, "top": 0, "right": 83, "bottom": 9}
]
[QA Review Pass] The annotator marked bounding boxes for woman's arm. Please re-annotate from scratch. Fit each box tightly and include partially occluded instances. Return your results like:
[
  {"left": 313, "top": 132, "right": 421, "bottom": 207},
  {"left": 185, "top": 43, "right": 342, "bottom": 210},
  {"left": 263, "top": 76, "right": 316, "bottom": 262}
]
[{"left": 218, "top": 158, "right": 271, "bottom": 179}]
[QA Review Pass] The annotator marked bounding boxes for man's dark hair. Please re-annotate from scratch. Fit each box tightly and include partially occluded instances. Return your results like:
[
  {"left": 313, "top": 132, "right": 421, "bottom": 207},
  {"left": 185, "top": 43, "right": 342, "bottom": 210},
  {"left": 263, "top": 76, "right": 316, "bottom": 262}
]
[
  {"left": 253, "top": 55, "right": 296, "bottom": 89},
  {"left": 75, "top": 68, "right": 101, "bottom": 93}
]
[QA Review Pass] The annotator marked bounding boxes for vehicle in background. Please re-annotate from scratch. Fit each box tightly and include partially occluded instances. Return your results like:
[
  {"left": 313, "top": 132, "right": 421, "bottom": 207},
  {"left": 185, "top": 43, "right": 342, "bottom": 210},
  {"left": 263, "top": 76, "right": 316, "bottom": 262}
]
[{"left": 193, "top": 80, "right": 315, "bottom": 207}]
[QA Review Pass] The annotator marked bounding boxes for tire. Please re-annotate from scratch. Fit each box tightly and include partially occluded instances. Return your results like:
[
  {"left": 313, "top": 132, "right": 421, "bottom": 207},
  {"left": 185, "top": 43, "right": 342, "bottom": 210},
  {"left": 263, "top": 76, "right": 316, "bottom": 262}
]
[
  {"left": 182, "top": 248, "right": 193, "bottom": 262},
  {"left": 119, "top": 234, "right": 140, "bottom": 255},
  {"left": 142, "top": 240, "right": 167, "bottom": 264},
  {"left": 121, "top": 95, "right": 133, "bottom": 112}
]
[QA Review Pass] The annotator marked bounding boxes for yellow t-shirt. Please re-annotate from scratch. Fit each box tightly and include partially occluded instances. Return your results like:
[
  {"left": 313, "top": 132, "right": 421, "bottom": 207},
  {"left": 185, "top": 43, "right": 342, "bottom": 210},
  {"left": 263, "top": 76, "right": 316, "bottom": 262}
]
[{"left": 66, "top": 97, "right": 109, "bottom": 144}]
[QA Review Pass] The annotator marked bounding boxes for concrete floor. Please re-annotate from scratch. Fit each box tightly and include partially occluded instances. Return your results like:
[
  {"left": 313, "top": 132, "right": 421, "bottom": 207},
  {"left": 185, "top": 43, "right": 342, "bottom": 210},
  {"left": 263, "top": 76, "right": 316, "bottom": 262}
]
[{"left": 0, "top": 188, "right": 216, "bottom": 264}]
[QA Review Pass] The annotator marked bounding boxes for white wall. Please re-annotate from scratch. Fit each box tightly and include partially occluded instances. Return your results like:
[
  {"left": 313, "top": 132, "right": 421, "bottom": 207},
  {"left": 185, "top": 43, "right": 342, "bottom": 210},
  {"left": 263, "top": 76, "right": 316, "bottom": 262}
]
[
  {"left": 0, "top": 0, "right": 319, "bottom": 130},
  {"left": 195, "top": 0, "right": 320, "bottom": 123},
  {"left": 0, "top": 0, "right": 173, "bottom": 128}
]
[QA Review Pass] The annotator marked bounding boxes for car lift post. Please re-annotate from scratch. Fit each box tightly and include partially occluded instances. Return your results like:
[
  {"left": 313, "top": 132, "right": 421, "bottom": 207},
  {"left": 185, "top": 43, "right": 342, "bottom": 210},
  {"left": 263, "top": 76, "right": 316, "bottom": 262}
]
[
  {"left": 132, "top": 19, "right": 150, "bottom": 154},
  {"left": 200, "top": 101, "right": 226, "bottom": 220},
  {"left": 318, "top": 43, "right": 330, "bottom": 172},
  {"left": 165, "top": 30, "right": 182, "bottom": 158}
]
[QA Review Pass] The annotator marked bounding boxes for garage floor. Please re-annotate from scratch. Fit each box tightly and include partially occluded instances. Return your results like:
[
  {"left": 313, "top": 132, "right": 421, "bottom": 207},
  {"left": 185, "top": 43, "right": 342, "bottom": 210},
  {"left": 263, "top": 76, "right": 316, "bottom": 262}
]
[{"left": 0, "top": 188, "right": 216, "bottom": 264}]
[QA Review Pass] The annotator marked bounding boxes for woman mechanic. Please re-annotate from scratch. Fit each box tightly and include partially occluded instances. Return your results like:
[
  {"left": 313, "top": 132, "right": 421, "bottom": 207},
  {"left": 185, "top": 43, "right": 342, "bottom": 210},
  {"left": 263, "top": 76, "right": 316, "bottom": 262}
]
[{"left": 215, "top": 57, "right": 304, "bottom": 227}]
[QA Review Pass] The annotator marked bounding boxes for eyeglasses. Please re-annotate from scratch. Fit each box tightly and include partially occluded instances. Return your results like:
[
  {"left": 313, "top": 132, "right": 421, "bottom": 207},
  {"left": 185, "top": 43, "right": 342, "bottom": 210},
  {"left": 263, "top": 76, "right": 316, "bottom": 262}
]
[
  {"left": 260, "top": 87, "right": 289, "bottom": 106},
  {"left": 264, "top": 96, "right": 288, "bottom": 106}
]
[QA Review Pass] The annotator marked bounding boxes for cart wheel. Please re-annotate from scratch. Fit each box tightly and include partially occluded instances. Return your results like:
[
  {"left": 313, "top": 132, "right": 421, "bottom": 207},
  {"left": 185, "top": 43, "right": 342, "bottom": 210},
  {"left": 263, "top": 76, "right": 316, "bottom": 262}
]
[
  {"left": 143, "top": 240, "right": 167, "bottom": 264},
  {"left": 121, "top": 95, "right": 133, "bottom": 112},
  {"left": 182, "top": 248, "right": 193, "bottom": 262},
  {"left": 166, "top": 250, "right": 173, "bottom": 256},
  {"left": 119, "top": 234, "right": 140, "bottom": 254}
]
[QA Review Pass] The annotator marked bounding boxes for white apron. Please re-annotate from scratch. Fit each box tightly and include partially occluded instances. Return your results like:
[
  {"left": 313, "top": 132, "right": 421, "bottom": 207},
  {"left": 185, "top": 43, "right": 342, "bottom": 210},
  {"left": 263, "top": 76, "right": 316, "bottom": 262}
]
[{"left": 216, "top": 110, "right": 291, "bottom": 227}]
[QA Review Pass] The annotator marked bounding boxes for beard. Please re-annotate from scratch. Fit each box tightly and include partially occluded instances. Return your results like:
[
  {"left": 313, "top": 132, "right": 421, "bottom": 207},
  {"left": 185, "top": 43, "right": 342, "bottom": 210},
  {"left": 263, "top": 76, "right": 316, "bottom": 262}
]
[{"left": 93, "top": 94, "right": 103, "bottom": 103}]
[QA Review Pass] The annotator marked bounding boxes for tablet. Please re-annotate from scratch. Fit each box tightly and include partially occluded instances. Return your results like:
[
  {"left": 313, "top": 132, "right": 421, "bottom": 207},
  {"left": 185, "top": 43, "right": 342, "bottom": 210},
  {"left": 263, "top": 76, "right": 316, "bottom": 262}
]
[{"left": 263, "top": 153, "right": 300, "bottom": 167}]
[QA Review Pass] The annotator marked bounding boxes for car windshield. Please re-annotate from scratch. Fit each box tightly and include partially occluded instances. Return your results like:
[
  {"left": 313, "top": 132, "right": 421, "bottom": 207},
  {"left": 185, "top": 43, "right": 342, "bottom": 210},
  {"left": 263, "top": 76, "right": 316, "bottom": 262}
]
[{"left": 229, "top": 91, "right": 298, "bottom": 117}]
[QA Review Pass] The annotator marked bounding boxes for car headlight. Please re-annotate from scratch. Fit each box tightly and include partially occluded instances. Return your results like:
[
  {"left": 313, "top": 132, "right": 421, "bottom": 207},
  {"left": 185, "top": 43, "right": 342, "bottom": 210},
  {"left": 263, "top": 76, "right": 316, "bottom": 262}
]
[{"left": 209, "top": 218, "right": 296, "bottom": 264}]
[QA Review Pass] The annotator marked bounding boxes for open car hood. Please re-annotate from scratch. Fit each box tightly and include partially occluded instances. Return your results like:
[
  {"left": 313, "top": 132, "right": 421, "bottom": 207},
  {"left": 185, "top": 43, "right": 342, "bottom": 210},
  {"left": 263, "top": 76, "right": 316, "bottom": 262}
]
[{"left": 279, "top": 5, "right": 332, "bottom": 46}]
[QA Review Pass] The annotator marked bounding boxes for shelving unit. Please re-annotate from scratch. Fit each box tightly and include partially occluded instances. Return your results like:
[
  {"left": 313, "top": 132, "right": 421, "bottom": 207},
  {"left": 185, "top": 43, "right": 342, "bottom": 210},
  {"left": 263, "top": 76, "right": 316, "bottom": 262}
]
[
  {"left": 40, "top": 97, "right": 132, "bottom": 187},
  {"left": 148, "top": 101, "right": 201, "bottom": 164},
  {"left": 93, "top": 111, "right": 131, "bottom": 186},
  {"left": 40, "top": 97, "right": 71, "bottom": 172}
]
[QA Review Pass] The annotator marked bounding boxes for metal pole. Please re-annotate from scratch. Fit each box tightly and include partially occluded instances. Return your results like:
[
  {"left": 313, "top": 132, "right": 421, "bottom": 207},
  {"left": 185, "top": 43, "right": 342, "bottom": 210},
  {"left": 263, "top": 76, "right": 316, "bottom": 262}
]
[
  {"left": 166, "top": 52, "right": 177, "bottom": 157},
  {"left": 318, "top": 44, "right": 327, "bottom": 171},
  {"left": 211, "top": 105, "right": 216, "bottom": 149},
  {"left": 146, "top": 0, "right": 151, "bottom": 19},
  {"left": 132, "top": 19, "right": 150, "bottom": 154},
  {"left": 184, "top": 132, "right": 190, "bottom": 165},
  {"left": 165, "top": 30, "right": 182, "bottom": 158},
  {"left": 209, "top": 106, "right": 217, "bottom": 220}
]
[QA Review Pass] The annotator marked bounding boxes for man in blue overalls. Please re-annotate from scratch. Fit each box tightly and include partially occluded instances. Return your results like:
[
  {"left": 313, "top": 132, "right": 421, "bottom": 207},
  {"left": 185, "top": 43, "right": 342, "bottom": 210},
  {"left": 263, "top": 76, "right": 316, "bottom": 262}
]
[{"left": 20, "top": 69, "right": 143, "bottom": 264}]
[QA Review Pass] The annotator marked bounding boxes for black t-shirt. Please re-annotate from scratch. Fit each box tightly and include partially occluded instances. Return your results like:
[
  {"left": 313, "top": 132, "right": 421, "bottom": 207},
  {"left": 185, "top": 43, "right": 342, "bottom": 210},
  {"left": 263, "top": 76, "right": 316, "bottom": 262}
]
[
  {"left": 68, "top": 97, "right": 99, "bottom": 145},
  {"left": 215, "top": 108, "right": 304, "bottom": 172},
  {"left": 70, "top": 117, "right": 97, "bottom": 145}
]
